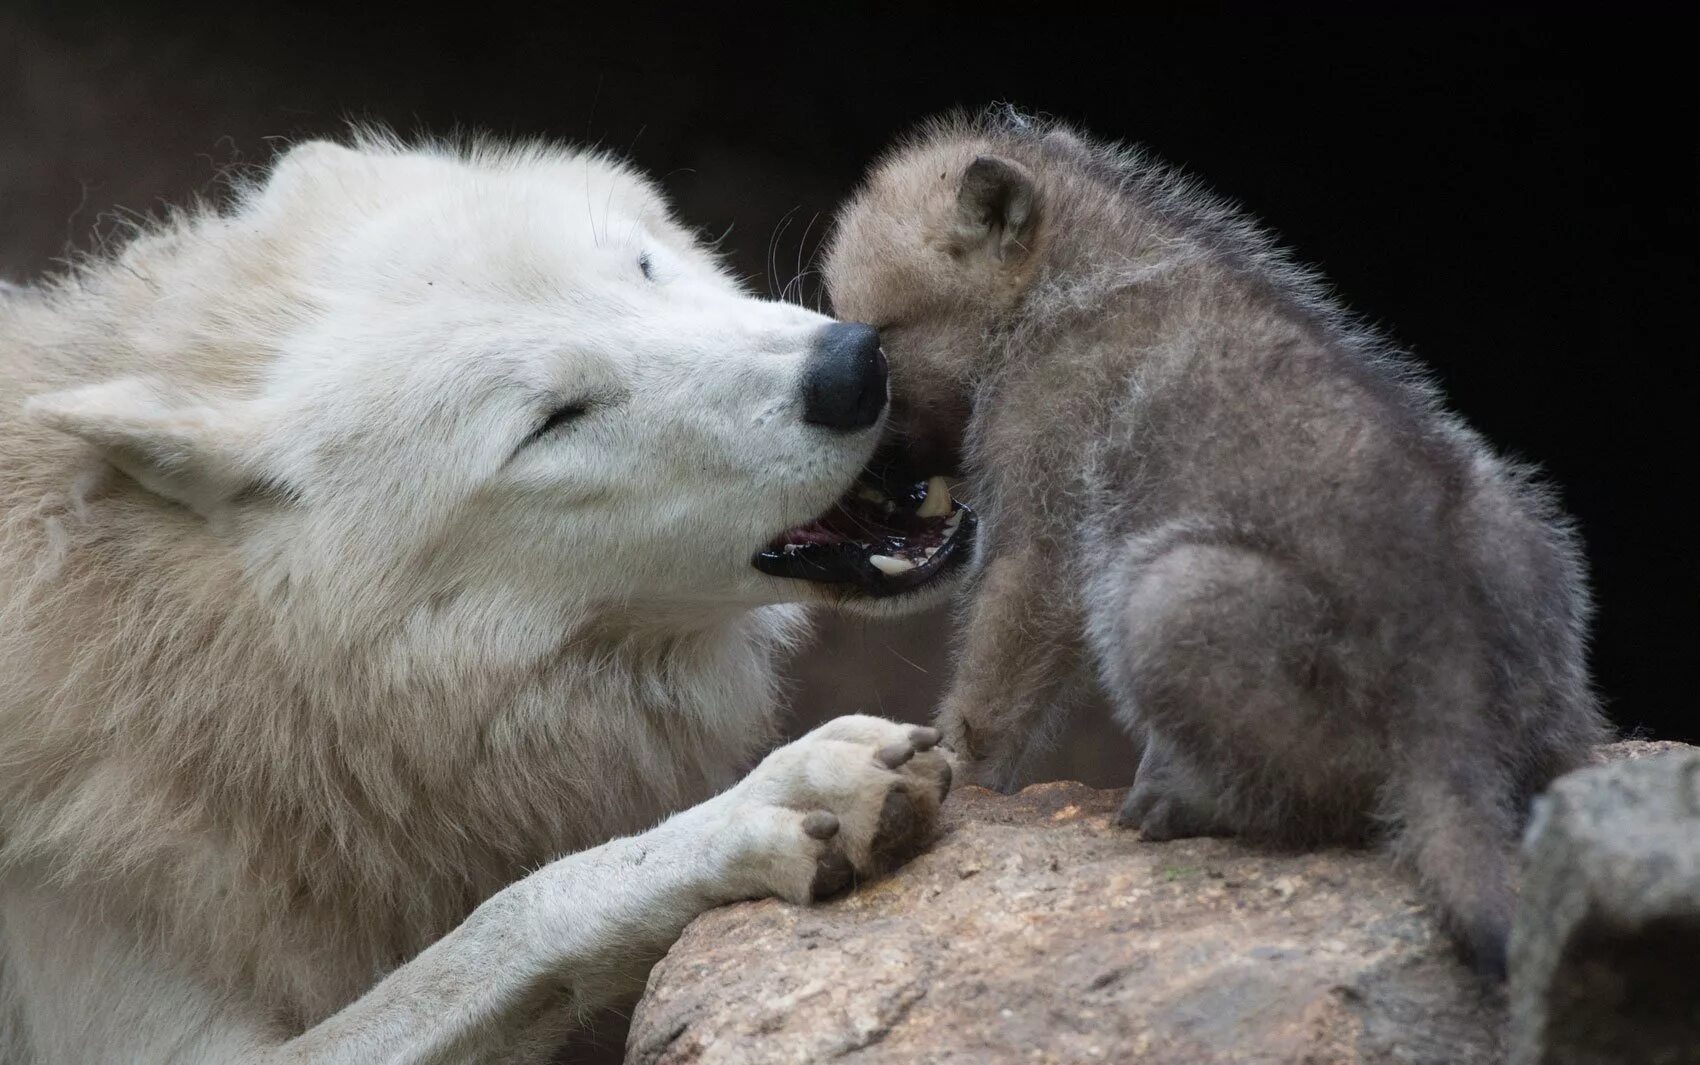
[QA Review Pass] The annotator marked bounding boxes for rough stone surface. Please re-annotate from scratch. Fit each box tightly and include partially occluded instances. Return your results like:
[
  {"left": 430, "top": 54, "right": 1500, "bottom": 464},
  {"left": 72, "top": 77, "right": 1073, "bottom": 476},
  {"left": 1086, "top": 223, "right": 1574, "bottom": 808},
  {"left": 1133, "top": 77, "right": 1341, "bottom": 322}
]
[
  {"left": 1509, "top": 743, "right": 1700, "bottom": 1065},
  {"left": 628, "top": 741, "right": 1697, "bottom": 1065},
  {"left": 629, "top": 787, "right": 1505, "bottom": 1064}
]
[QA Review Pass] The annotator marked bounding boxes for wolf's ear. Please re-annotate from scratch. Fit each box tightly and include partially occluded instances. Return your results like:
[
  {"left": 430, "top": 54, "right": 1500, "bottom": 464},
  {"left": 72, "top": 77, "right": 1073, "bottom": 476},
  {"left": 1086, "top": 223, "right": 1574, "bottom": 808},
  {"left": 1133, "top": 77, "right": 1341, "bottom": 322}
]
[
  {"left": 262, "top": 140, "right": 367, "bottom": 202},
  {"left": 953, "top": 155, "right": 1037, "bottom": 261},
  {"left": 25, "top": 379, "right": 270, "bottom": 517}
]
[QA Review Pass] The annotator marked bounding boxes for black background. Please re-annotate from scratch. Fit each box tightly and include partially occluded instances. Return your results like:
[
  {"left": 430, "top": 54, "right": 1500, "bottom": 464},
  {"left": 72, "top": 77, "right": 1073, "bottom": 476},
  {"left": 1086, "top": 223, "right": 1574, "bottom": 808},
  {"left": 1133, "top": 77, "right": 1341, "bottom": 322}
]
[{"left": 4, "top": 7, "right": 1694, "bottom": 751}]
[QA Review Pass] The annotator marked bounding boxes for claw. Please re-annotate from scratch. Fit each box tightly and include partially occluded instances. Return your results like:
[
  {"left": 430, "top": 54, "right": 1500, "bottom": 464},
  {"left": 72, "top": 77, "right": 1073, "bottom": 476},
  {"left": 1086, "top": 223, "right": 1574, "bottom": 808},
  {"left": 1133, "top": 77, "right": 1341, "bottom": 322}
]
[
  {"left": 802, "top": 811, "right": 840, "bottom": 840},
  {"left": 877, "top": 742, "right": 915, "bottom": 769}
]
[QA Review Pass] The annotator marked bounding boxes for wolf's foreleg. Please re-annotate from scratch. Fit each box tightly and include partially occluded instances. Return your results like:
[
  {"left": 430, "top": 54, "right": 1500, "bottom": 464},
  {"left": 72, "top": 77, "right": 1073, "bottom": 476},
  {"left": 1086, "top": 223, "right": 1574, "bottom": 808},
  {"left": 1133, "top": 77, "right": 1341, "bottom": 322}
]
[{"left": 264, "top": 714, "right": 951, "bottom": 1064}]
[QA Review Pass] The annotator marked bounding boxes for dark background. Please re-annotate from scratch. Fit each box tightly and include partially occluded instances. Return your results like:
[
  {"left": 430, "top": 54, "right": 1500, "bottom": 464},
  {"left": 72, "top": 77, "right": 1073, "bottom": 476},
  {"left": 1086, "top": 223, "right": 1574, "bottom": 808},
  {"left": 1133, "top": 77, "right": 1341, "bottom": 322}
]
[{"left": 4, "top": 7, "right": 1694, "bottom": 769}]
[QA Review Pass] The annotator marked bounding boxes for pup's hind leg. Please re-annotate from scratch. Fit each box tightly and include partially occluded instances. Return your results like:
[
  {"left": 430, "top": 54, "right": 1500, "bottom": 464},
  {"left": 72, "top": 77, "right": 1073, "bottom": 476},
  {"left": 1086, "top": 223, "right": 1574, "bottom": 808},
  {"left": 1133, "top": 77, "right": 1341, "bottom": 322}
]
[{"left": 1088, "top": 530, "right": 1382, "bottom": 844}]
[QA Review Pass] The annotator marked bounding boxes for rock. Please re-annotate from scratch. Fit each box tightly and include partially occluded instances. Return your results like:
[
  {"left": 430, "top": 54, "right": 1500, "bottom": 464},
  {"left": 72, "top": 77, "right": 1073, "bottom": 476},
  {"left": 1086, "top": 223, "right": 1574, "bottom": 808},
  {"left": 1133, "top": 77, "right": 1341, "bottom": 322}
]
[
  {"left": 628, "top": 742, "right": 1698, "bottom": 1064},
  {"left": 1587, "top": 739, "right": 1694, "bottom": 765},
  {"left": 1509, "top": 745, "right": 1700, "bottom": 1065},
  {"left": 628, "top": 787, "right": 1505, "bottom": 1064}
]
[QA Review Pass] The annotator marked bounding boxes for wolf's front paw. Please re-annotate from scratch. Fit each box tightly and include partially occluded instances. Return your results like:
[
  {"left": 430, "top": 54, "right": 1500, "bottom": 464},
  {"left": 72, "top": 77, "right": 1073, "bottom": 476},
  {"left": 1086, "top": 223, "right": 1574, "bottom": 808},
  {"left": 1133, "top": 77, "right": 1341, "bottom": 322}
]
[{"left": 719, "top": 715, "right": 953, "bottom": 904}]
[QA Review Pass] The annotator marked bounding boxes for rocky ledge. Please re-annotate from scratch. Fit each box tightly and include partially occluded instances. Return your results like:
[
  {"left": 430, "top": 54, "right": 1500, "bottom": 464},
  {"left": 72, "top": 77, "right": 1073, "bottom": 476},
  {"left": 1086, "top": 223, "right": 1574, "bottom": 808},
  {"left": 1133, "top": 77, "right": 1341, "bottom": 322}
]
[{"left": 628, "top": 741, "right": 1696, "bottom": 1065}]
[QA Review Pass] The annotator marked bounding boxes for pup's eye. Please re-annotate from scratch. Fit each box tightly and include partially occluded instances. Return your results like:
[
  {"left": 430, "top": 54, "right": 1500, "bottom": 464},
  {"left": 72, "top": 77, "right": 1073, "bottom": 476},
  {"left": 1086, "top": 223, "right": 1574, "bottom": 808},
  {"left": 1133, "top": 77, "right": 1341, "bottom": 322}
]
[
  {"left": 524, "top": 401, "right": 591, "bottom": 446},
  {"left": 638, "top": 252, "right": 655, "bottom": 281}
]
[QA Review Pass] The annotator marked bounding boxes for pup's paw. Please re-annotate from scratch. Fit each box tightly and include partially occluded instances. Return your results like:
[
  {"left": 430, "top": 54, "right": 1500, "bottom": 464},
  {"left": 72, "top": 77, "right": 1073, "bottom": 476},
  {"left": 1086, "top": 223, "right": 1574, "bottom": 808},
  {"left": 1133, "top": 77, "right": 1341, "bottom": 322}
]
[
  {"left": 933, "top": 701, "right": 1008, "bottom": 790},
  {"left": 719, "top": 715, "right": 953, "bottom": 904},
  {"left": 1116, "top": 780, "right": 1226, "bottom": 841}
]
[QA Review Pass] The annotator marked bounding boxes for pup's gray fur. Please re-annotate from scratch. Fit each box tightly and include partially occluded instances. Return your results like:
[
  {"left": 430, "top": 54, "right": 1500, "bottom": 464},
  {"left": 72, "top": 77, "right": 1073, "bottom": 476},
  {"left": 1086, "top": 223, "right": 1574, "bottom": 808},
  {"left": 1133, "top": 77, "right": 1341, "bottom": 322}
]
[{"left": 824, "top": 108, "right": 1607, "bottom": 974}]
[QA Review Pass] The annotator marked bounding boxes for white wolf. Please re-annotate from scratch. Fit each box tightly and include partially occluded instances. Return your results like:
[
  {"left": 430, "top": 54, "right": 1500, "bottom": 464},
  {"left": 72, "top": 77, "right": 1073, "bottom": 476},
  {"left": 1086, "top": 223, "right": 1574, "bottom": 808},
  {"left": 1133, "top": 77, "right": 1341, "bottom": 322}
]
[{"left": 0, "top": 136, "right": 975, "bottom": 1063}]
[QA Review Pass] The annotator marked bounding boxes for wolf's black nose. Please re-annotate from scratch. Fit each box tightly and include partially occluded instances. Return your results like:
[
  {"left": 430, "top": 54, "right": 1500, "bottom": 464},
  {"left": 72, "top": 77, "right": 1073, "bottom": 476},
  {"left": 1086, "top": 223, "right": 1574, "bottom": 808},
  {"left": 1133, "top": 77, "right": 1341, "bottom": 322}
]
[{"left": 802, "top": 323, "right": 888, "bottom": 431}]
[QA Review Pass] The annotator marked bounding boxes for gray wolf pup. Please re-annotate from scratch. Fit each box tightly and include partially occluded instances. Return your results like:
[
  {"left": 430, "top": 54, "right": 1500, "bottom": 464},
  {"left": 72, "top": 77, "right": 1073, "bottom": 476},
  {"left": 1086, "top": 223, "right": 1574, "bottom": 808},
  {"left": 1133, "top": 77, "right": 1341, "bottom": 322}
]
[{"left": 824, "top": 108, "right": 1605, "bottom": 975}]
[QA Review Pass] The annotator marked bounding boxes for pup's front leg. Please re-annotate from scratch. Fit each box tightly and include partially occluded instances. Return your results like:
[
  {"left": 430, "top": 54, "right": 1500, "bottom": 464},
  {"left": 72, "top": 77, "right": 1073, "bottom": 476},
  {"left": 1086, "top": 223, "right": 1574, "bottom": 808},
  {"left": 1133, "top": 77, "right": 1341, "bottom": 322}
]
[
  {"left": 274, "top": 715, "right": 950, "bottom": 1065},
  {"left": 935, "top": 548, "right": 1083, "bottom": 791}
]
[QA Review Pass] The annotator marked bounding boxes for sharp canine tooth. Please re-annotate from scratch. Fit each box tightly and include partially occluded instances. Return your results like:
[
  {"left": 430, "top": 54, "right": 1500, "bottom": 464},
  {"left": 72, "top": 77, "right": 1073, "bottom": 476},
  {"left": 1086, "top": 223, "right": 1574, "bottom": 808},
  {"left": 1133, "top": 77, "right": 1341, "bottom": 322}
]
[
  {"left": 869, "top": 554, "right": 917, "bottom": 576},
  {"left": 856, "top": 486, "right": 885, "bottom": 503},
  {"left": 916, "top": 476, "right": 953, "bottom": 519}
]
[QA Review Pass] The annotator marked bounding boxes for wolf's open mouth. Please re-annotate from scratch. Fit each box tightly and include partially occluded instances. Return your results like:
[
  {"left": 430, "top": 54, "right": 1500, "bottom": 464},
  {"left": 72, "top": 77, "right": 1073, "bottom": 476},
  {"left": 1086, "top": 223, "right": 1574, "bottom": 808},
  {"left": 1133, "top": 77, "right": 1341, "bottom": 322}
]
[{"left": 753, "top": 463, "right": 978, "bottom": 598}]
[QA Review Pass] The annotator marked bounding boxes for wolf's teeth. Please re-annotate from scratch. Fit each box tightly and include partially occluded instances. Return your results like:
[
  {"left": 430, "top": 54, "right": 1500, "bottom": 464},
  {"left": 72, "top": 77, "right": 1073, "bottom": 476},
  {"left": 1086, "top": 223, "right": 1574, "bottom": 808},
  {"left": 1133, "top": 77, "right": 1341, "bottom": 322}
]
[
  {"left": 916, "top": 476, "right": 953, "bottom": 519},
  {"left": 869, "top": 554, "right": 917, "bottom": 576},
  {"left": 923, "top": 545, "right": 940, "bottom": 561},
  {"left": 943, "top": 512, "right": 963, "bottom": 534},
  {"left": 856, "top": 486, "right": 886, "bottom": 503}
]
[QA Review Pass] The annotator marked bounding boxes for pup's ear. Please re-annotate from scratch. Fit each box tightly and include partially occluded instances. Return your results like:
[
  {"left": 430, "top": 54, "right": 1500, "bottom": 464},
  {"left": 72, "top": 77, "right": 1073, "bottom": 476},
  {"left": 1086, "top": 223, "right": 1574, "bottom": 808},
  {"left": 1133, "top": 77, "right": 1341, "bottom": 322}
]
[
  {"left": 25, "top": 378, "right": 270, "bottom": 517},
  {"left": 1041, "top": 128, "right": 1087, "bottom": 156},
  {"left": 953, "top": 155, "right": 1037, "bottom": 261}
]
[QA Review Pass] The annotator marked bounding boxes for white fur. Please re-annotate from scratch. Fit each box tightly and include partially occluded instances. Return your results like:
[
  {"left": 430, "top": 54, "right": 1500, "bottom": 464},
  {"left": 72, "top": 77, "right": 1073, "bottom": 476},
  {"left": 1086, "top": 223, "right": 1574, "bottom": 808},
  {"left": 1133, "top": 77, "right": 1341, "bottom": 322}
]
[{"left": 0, "top": 136, "right": 950, "bottom": 1062}]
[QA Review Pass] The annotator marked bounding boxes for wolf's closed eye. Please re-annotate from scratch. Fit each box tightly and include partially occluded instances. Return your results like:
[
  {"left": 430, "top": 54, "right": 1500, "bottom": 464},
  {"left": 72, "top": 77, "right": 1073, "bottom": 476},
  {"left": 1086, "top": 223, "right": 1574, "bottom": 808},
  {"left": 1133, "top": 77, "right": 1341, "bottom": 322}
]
[
  {"left": 523, "top": 401, "right": 592, "bottom": 447},
  {"left": 638, "top": 252, "right": 655, "bottom": 281}
]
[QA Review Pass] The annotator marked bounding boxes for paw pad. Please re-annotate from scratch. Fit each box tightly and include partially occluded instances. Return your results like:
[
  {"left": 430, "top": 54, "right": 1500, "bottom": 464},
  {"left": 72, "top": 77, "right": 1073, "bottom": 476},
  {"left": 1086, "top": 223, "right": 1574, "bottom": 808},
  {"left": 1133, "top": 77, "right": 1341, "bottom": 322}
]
[
  {"left": 877, "top": 742, "right": 915, "bottom": 769},
  {"left": 810, "top": 849, "right": 855, "bottom": 901}
]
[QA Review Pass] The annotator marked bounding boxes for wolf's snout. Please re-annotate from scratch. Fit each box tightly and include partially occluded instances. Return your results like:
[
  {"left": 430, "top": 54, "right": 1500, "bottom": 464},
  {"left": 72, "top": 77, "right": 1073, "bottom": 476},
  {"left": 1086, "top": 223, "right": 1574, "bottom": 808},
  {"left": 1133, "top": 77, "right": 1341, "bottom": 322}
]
[{"left": 802, "top": 323, "right": 888, "bottom": 431}]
